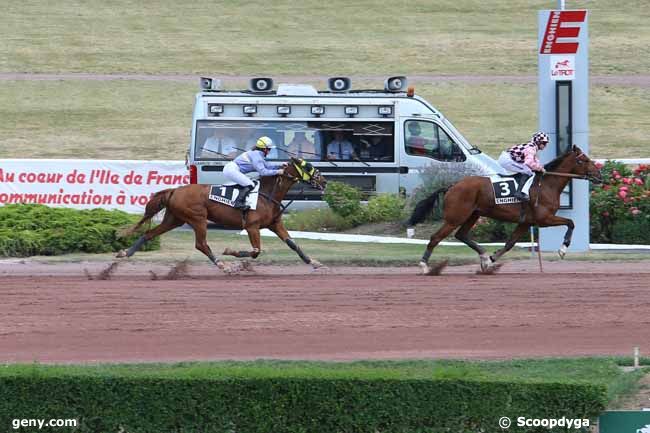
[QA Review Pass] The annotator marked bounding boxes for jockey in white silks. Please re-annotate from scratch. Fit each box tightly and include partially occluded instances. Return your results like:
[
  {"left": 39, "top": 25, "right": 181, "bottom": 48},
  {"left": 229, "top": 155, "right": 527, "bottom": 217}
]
[{"left": 497, "top": 131, "right": 549, "bottom": 201}]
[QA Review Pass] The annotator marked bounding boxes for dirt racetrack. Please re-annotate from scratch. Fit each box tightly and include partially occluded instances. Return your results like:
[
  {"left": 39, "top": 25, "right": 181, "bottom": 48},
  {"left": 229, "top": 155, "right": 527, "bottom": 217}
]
[{"left": 1, "top": 259, "right": 649, "bottom": 364}]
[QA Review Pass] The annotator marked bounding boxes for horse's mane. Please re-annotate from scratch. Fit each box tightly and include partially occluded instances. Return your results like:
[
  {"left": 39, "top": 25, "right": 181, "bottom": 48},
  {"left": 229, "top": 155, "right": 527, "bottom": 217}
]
[{"left": 544, "top": 148, "right": 575, "bottom": 171}]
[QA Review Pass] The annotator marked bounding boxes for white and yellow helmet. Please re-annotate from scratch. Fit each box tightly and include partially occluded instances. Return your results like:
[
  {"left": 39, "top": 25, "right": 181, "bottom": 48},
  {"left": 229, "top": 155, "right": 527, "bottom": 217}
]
[{"left": 256, "top": 136, "right": 275, "bottom": 150}]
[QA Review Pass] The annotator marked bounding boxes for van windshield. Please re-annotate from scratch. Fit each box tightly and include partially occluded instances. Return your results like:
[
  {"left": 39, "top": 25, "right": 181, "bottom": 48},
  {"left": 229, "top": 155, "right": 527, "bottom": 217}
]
[{"left": 193, "top": 120, "right": 395, "bottom": 162}]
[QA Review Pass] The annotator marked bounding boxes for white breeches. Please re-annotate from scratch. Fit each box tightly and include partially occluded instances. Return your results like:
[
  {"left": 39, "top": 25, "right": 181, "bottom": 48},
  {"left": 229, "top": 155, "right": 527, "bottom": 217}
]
[
  {"left": 498, "top": 152, "right": 533, "bottom": 176},
  {"left": 223, "top": 162, "right": 255, "bottom": 187}
]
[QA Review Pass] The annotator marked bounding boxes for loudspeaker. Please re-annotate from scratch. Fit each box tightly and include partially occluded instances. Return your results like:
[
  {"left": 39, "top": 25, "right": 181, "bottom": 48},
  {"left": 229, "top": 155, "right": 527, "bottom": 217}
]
[
  {"left": 249, "top": 77, "right": 274, "bottom": 92},
  {"left": 327, "top": 77, "right": 351, "bottom": 92},
  {"left": 384, "top": 76, "right": 408, "bottom": 92},
  {"left": 200, "top": 77, "right": 220, "bottom": 91}
]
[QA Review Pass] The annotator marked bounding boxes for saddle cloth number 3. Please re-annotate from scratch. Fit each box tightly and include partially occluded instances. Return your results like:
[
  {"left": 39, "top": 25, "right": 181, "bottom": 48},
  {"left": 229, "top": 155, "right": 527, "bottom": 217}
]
[
  {"left": 492, "top": 179, "right": 522, "bottom": 204},
  {"left": 496, "top": 181, "right": 514, "bottom": 198}
]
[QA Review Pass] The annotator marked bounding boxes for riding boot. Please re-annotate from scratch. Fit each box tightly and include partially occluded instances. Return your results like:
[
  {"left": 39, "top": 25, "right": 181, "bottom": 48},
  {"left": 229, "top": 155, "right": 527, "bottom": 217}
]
[
  {"left": 513, "top": 174, "right": 531, "bottom": 201},
  {"left": 234, "top": 185, "right": 254, "bottom": 210}
]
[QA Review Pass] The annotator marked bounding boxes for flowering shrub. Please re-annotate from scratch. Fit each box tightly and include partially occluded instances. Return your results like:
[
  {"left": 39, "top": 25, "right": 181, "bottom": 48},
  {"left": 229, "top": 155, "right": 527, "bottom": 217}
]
[{"left": 590, "top": 161, "right": 650, "bottom": 244}]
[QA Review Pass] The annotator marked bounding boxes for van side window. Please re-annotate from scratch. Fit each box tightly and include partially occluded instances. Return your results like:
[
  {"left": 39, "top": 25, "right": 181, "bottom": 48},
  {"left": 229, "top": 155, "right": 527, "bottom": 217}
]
[{"left": 404, "top": 120, "right": 466, "bottom": 162}]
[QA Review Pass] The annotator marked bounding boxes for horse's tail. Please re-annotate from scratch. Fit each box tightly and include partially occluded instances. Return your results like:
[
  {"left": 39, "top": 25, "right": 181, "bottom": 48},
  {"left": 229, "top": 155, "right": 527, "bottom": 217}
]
[
  {"left": 406, "top": 187, "right": 449, "bottom": 226},
  {"left": 118, "top": 188, "right": 175, "bottom": 238}
]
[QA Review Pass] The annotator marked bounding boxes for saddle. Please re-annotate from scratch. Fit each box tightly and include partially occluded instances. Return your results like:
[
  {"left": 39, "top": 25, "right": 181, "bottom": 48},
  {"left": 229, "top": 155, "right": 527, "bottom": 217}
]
[{"left": 208, "top": 181, "right": 260, "bottom": 210}]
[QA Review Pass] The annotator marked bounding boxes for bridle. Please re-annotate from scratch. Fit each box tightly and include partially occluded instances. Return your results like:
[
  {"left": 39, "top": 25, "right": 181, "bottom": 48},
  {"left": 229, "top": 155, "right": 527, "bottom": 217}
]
[
  {"left": 544, "top": 150, "right": 603, "bottom": 183},
  {"left": 284, "top": 158, "right": 324, "bottom": 190},
  {"left": 259, "top": 158, "right": 325, "bottom": 221}
]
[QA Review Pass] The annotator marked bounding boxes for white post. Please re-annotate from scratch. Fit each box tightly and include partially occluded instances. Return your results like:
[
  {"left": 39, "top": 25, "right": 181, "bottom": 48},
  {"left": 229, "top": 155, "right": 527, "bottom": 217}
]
[
  {"left": 634, "top": 346, "right": 640, "bottom": 369},
  {"left": 558, "top": 0, "right": 565, "bottom": 10}
]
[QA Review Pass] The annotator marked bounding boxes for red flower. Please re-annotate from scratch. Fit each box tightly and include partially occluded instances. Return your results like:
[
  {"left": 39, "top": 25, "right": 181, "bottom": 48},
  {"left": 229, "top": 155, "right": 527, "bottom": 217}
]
[
  {"left": 595, "top": 162, "right": 604, "bottom": 169},
  {"left": 618, "top": 190, "right": 628, "bottom": 199},
  {"left": 622, "top": 177, "right": 633, "bottom": 185},
  {"left": 602, "top": 184, "right": 611, "bottom": 190},
  {"left": 634, "top": 178, "right": 644, "bottom": 185},
  {"left": 602, "top": 211, "right": 610, "bottom": 217}
]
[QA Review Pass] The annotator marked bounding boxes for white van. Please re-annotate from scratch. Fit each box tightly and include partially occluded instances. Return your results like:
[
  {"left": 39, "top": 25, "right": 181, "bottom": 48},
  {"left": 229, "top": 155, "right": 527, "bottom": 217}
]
[{"left": 187, "top": 76, "right": 500, "bottom": 204}]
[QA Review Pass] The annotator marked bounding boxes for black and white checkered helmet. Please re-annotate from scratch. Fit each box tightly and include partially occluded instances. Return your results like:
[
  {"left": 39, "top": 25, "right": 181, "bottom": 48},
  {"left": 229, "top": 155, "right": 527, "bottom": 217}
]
[{"left": 532, "top": 132, "right": 549, "bottom": 146}]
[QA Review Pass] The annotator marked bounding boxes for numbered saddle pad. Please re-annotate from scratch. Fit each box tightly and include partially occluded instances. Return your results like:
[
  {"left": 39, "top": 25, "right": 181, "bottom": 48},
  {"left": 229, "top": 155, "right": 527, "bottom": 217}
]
[
  {"left": 208, "top": 181, "right": 260, "bottom": 209},
  {"left": 489, "top": 175, "right": 534, "bottom": 205}
]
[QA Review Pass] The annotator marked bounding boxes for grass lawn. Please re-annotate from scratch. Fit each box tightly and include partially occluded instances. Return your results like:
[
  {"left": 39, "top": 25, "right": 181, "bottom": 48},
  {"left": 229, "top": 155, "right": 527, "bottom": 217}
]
[
  {"left": 28, "top": 229, "right": 650, "bottom": 266},
  {"left": 1, "top": 79, "right": 648, "bottom": 160},
  {"left": 2, "top": 1, "right": 649, "bottom": 76}
]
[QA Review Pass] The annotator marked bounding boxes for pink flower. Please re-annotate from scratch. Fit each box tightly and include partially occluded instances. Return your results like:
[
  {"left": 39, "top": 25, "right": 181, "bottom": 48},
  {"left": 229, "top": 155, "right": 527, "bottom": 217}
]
[
  {"left": 602, "top": 211, "right": 610, "bottom": 217},
  {"left": 595, "top": 162, "right": 604, "bottom": 169},
  {"left": 622, "top": 177, "right": 633, "bottom": 185},
  {"left": 619, "top": 186, "right": 629, "bottom": 192},
  {"left": 618, "top": 190, "right": 628, "bottom": 199},
  {"left": 634, "top": 178, "right": 644, "bottom": 185},
  {"left": 614, "top": 174, "right": 622, "bottom": 180},
  {"left": 631, "top": 208, "right": 641, "bottom": 216},
  {"left": 613, "top": 170, "right": 620, "bottom": 176}
]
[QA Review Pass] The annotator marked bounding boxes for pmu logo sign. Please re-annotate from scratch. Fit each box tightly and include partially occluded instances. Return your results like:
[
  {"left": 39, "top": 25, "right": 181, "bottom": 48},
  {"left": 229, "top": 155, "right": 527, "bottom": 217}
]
[{"left": 540, "top": 10, "right": 587, "bottom": 54}]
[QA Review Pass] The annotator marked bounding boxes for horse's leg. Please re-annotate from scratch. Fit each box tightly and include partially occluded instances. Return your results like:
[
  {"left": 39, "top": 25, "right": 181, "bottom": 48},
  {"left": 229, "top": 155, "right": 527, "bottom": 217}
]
[
  {"left": 490, "top": 223, "right": 531, "bottom": 263},
  {"left": 453, "top": 212, "right": 490, "bottom": 271},
  {"left": 538, "top": 215, "right": 575, "bottom": 259},
  {"left": 117, "top": 212, "right": 183, "bottom": 258},
  {"left": 267, "top": 221, "right": 322, "bottom": 269},
  {"left": 221, "top": 225, "right": 263, "bottom": 259},
  {"left": 189, "top": 219, "right": 230, "bottom": 271},
  {"left": 419, "top": 222, "right": 458, "bottom": 275}
]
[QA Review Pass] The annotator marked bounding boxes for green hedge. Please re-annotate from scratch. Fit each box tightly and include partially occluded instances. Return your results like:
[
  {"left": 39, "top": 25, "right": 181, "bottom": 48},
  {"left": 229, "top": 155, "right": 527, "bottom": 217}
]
[
  {"left": 0, "top": 204, "right": 159, "bottom": 256},
  {"left": 0, "top": 374, "right": 605, "bottom": 433}
]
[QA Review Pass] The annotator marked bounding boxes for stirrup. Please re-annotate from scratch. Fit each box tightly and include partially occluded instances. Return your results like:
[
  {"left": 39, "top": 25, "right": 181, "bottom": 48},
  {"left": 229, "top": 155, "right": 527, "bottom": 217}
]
[
  {"left": 515, "top": 194, "right": 529, "bottom": 202},
  {"left": 234, "top": 200, "right": 250, "bottom": 210}
]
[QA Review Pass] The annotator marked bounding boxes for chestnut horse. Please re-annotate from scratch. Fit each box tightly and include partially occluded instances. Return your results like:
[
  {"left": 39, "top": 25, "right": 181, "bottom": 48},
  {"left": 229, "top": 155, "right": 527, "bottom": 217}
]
[
  {"left": 407, "top": 145, "right": 602, "bottom": 274},
  {"left": 118, "top": 157, "right": 327, "bottom": 273}
]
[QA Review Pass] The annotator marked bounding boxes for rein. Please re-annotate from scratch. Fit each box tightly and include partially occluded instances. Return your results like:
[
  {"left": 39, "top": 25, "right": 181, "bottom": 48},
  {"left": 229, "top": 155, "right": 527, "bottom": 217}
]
[
  {"left": 544, "top": 171, "right": 590, "bottom": 180},
  {"left": 258, "top": 174, "right": 295, "bottom": 222}
]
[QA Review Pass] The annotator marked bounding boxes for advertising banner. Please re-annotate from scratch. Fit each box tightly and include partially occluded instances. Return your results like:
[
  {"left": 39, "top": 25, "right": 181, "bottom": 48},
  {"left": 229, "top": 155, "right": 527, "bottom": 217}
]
[{"left": 0, "top": 159, "right": 189, "bottom": 213}]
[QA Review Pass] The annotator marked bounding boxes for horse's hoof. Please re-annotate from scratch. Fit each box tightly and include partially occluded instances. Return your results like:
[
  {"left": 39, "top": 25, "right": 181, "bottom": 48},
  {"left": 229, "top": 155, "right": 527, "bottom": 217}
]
[
  {"left": 480, "top": 255, "right": 497, "bottom": 273},
  {"left": 223, "top": 247, "right": 241, "bottom": 257},
  {"left": 427, "top": 260, "right": 448, "bottom": 275},
  {"left": 116, "top": 249, "right": 127, "bottom": 258},
  {"left": 476, "top": 262, "right": 503, "bottom": 275},
  {"left": 558, "top": 245, "right": 567, "bottom": 259},
  {"left": 420, "top": 260, "right": 447, "bottom": 276},
  {"left": 216, "top": 261, "right": 232, "bottom": 274},
  {"left": 479, "top": 254, "right": 491, "bottom": 272}
]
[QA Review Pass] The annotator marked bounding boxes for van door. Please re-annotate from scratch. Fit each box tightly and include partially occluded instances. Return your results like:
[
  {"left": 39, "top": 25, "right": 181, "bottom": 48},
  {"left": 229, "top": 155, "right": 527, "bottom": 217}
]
[{"left": 398, "top": 117, "right": 468, "bottom": 195}]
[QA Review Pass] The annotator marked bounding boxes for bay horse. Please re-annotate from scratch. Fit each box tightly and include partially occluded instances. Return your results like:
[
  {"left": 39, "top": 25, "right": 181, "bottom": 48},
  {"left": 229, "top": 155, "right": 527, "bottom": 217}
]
[
  {"left": 118, "top": 157, "right": 327, "bottom": 273},
  {"left": 407, "top": 145, "right": 602, "bottom": 274}
]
